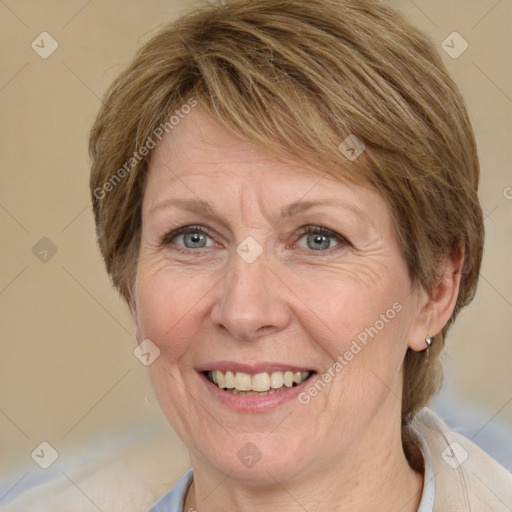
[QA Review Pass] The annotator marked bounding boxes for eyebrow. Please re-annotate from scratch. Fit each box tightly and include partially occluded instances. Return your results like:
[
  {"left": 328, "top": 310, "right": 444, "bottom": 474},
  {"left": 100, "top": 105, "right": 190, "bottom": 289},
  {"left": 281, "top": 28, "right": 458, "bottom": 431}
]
[
  {"left": 149, "top": 197, "right": 369, "bottom": 223},
  {"left": 282, "top": 199, "right": 367, "bottom": 221}
]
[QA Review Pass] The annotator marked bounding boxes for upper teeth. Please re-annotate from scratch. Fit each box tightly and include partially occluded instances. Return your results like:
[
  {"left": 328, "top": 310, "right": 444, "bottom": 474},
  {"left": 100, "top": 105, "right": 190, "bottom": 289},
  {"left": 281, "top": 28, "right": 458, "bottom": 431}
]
[{"left": 209, "top": 370, "right": 310, "bottom": 392}]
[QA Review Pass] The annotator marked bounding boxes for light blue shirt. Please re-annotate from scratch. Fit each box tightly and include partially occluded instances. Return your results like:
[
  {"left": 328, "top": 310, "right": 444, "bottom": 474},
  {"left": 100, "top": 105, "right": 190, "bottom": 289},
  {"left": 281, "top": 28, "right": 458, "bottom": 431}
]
[
  {"left": 149, "top": 429, "right": 435, "bottom": 512},
  {"left": 150, "top": 469, "right": 193, "bottom": 512}
]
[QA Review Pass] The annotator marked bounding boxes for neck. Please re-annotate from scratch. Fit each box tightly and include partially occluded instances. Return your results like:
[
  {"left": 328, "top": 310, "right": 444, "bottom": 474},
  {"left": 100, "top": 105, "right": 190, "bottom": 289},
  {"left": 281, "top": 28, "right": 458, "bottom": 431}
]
[{"left": 184, "top": 418, "right": 423, "bottom": 512}]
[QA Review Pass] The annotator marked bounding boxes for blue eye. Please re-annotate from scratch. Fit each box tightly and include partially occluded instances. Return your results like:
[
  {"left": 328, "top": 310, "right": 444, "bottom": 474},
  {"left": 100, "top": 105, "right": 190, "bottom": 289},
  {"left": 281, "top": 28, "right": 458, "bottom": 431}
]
[
  {"left": 295, "top": 226, "right": 346, "bottom": 251},
  {"left": 163, "top": 226, "right": 214, "bottom": 249}
]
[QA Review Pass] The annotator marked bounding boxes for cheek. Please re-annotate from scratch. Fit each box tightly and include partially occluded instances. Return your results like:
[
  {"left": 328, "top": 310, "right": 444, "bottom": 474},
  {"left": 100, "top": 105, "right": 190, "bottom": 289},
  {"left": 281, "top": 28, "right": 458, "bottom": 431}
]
[
  {"left": 301, "top": 269, "right": 408, "bottom": 347},
  {"left": 133, "top": 260, "right": 215, "bottom": 360},
  {"left": 299, "top": 269, "right": 412, "bottom": 409}
]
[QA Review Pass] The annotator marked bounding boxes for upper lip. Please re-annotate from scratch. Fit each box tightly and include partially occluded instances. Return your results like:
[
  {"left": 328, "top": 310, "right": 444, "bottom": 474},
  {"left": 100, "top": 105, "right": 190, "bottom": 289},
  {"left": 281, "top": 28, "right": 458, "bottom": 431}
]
[{"left": 196, "top": 361, "right": 315, "bottom": 374}]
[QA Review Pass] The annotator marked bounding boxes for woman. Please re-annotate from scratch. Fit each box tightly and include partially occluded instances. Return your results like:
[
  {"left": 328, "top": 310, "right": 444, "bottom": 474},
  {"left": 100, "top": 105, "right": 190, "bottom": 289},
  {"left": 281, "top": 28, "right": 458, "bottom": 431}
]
[{"left": 89, "top": 0, "right": 512, "bottom": 510}]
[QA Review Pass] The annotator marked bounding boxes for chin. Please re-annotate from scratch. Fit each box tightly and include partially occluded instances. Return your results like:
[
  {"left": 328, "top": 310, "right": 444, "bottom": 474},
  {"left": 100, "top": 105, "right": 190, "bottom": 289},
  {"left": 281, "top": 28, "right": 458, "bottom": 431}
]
[{"left": 190, "top": 430, "right": 314, "bottom": 484}]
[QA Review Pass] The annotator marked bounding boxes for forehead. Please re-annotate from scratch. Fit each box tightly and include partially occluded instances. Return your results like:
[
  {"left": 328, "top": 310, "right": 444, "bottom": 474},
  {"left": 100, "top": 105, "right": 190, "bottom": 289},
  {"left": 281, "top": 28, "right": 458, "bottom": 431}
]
[
  {"left": 149, "top": 108, "right": 326, "bottom": 182},
  {"left": 143, "top": 108, "right": 387, "bottom": 227}
]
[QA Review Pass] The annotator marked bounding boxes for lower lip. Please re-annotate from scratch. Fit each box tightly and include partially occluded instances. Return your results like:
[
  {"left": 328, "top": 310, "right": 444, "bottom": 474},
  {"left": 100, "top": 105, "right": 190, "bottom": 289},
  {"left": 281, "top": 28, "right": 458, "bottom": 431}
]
[{"left": 198, "top": 372, "right": 316, "bottom": 412}]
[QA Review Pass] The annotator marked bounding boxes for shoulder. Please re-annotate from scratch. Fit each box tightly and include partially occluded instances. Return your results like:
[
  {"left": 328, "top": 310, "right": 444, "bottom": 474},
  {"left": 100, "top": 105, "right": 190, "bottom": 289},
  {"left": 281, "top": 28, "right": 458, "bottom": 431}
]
[
  {"left": 412, "top": 408, "right": 512, "bottom": 512},
  {"left": 2, "top": 424, "right": 189, "bottom": 512}
]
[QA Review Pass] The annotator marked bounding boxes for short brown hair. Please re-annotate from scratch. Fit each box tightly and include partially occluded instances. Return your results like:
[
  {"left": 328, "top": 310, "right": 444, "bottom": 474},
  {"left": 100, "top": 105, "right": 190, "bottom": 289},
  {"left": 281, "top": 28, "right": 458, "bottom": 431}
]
[{"left": 89, "top": 0, "right": 484, "bottom": 464}]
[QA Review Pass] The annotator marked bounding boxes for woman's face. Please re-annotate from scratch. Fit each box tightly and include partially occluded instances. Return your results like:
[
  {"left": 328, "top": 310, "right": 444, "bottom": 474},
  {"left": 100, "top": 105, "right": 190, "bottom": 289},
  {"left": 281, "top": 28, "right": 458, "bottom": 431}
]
[{"left": 131, "top": 108, "right": 426, "bottom": 482}]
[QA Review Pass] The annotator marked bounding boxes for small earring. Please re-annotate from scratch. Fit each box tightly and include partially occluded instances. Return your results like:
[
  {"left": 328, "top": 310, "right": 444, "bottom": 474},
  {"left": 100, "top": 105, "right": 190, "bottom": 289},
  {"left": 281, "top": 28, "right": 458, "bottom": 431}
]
[{"left": 425, "top": 335, "right": 434, "bottom": 349}]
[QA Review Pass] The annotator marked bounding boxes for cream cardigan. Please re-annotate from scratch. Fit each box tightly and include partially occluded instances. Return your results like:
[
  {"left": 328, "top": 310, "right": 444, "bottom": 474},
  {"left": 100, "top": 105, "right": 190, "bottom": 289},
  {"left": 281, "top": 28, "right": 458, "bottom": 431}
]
[
  {"left": 411, "top": 408, "right": 512, "bottom": 511},
  {"left": 4, "top": 408, "right": 512, "bottom": 511}
]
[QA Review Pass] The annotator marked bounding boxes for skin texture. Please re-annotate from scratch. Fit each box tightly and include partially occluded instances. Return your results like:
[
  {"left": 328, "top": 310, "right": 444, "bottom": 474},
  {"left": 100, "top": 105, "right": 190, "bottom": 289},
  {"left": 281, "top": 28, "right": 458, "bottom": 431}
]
[{"left": 130, "top": 108, "right": 462, "bottom": 512}]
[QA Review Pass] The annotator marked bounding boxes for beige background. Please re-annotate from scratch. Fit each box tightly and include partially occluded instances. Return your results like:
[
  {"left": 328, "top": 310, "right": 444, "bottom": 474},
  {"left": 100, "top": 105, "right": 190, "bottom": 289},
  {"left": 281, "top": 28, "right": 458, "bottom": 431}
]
[{"left": 1, "top": 0, "right": 511, "bottom": 507}]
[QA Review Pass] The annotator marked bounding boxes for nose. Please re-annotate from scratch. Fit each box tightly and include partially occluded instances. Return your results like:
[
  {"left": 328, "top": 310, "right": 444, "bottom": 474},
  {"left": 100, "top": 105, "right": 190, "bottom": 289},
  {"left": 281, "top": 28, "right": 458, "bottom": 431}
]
[{"left": 210, "top": 249, "right": 291, "bottom": 341}]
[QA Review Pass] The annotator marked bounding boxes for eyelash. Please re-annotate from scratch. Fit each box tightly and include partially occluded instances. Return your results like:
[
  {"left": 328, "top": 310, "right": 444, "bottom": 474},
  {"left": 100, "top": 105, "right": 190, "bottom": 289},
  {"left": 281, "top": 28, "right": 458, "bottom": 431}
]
[{"left": 160, "top": 225, "right": 349, "bottom": 253}]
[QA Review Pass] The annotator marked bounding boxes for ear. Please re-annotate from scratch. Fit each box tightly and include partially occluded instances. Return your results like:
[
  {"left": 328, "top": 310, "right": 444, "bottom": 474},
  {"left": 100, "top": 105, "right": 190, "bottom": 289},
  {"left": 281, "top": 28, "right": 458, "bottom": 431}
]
[
  {"left": 128, "top": 299, "right": 143, "bottom": 343},
  {"left": 408, "top": 244, "right": 464, "bottom": 352}
]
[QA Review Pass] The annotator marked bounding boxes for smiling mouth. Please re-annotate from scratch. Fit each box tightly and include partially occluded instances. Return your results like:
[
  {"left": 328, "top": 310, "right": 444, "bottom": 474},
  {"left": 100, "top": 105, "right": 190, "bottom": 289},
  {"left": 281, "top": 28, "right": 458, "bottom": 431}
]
[{"left": 204, "top": 370, "right": 314, "bottom": 395}]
